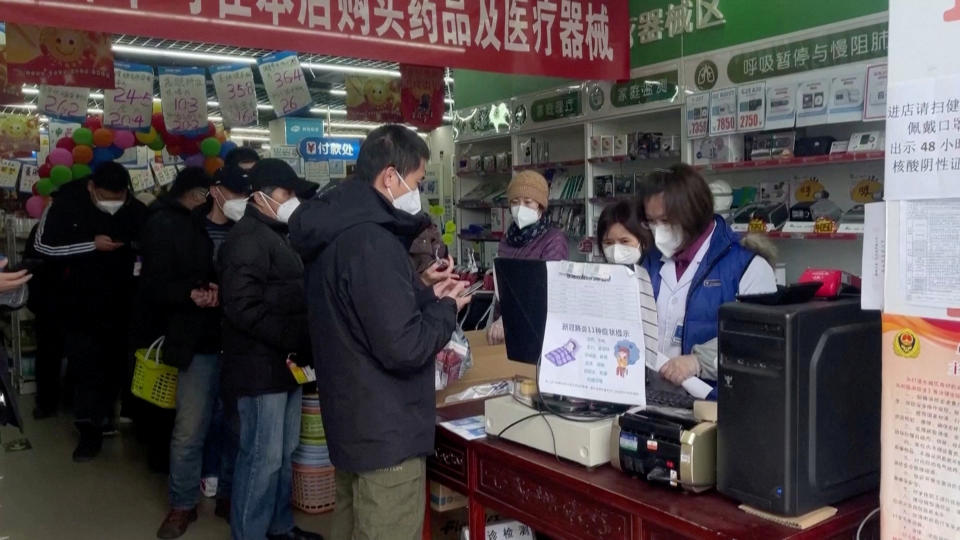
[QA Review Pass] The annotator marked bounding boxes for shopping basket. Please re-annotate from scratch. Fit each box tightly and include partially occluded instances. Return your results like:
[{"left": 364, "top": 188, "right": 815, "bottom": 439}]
[
  {"left": 292, "top": 464, "right": 336, "bottom": 514},
  {"left": 131, "top": 337, "right": 178, "bottom": 409}
]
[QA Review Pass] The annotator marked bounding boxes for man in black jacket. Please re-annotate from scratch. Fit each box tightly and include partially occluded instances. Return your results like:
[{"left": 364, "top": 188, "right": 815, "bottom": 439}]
[
  {"left": 33, "top": 162, "right": 147, "bottom": 461},
  {"left": 219, "top": 159, "right": 322, "bottom": 540},
  {"left": 290, "top": 125, "right": 471, "bottom": 540}
]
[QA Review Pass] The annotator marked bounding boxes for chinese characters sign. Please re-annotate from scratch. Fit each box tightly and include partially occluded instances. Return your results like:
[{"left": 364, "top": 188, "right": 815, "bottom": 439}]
[
  {"left": 298, "top": 137, "right": 360, "bottom": 162},
  {"left": 631, "top": 0, "right": 726, "bottom": 47},
  {"left": 346, "top": 75, "right": 402, "bottom": 123},
  {"left": 531, "top": 91, "right": 581, "bottom": 123},
  {"left": 3, "top": 23, "right": 114, "bottom": 87},
  {"left": 38, "top": 85, "right": 88, "bottom": 123},
  {"left": 610, "top": 71, "right": 678, "bottom": 108},
  {"left": 0, "top": 0, "right": 629, "bottom": 81},
  {"left": 210, "top": 64, "right": 259, "bottom": 128},
  {"left": 104, "top": 62, "right": 154, "bottom": 130},
  {"left": 159, "top": 66, "right": 209, "bottom": 136},
  {"left": 258, "top": 51, "right": 312, "bottom": 118},
  {"left": 400, "top": 64, "right": 445, "bottom": 130}
]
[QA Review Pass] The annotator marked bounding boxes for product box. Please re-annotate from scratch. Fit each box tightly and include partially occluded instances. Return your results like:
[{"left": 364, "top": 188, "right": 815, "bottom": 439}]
[
  {"left": 614, "top": 174, "right": 635, "bottom": 195},
  {"left": 594, "top": 175, "right": 615, "bottom": 198},
  {"left": 460, "top": 520, "right": 534, "bottom": 540},
  {"left": 601, "top": 135, "right": 614, "bottom": 157},
  {"left": 490, "top": 207, "right": 509, "bottom": 234},
  {"left": 481, "top": 154, "right": 495, "bottom": 173},
  {"left": 613, "top": 135, "right": 628, "bottom": 157},
  {"left": 693, "top": 135, "right": 744, "bottom": 165},
  {"left": 798, "top": 268, "right": 861, "bottom": 298},
  {"left": 430, "top": 481, "right": 467, "bottom": 512},
  {"left": 589, "top": 135, "right": 602, "bottom": 159},
  {"left": 431, "top": 507, "right": 503, "bottom": 540},
  {"left": 495, "top": 152, "right": 511, "bottom": 172},
  {"left": 518, "top": 138, "right": 534, "bottom": 166}
]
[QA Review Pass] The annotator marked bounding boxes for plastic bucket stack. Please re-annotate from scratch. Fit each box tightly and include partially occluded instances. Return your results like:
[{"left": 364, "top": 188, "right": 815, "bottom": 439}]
[{"left": 291, "top": 393, "right": 336, "bottom": 514}]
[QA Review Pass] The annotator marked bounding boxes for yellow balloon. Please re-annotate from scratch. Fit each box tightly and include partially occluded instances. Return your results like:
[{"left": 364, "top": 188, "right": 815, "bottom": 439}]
[
  {"left": 442, "top": 233, "right": 454, "bottom": 246},
  {"left": 152, "top": 101, "right": 162, "bottom": 114}
]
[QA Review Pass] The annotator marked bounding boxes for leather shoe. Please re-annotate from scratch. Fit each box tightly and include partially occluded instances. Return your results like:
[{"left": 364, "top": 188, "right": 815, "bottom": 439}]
[
  {"left": 156, "top": 508, "right": 198, "bottom": 539},
  {"left": 267, "top": 526, "right": 324, "bottom": 540},
  {"left": 72, "top": 423, "right": 102, "bottom": 462}
]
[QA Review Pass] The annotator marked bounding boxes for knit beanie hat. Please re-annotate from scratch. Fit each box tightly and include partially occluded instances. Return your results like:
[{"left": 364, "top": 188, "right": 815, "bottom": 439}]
[{"left": 507, "top": 170, "right": 549, "bottom": 210}]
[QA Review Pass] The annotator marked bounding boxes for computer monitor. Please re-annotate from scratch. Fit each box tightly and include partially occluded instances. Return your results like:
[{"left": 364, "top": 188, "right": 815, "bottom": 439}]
[{"left": 493, "top": 258, "right": 547, "bottom": 365}]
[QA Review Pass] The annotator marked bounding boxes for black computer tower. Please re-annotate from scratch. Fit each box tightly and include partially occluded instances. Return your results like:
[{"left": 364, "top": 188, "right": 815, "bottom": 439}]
[{"left": 716, "top": 299, "right": 881, "bottom": 516}]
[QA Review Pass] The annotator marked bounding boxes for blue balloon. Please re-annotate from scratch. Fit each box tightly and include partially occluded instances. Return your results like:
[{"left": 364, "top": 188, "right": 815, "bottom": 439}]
[
  {"left": 219, "top": 140, "right": 238, "bottom": 159},
  {"left": 110, "top": 145, "right": 124, "bottom": 159},
  {"left": 93, "top": 147, "right": 114, "bottom": 164}
]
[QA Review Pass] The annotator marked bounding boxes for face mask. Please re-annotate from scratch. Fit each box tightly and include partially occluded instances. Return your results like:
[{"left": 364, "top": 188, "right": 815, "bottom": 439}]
[
  {"left": 511, "top": 205, "right": 540, "bottom": 229},
  {"left": 275, "top": 197, "right": 301, "bottom": 224},
  {"left": 221, "top": 198, "right": 247, "bottom": 222},
  {"left": 94, "top": 192, "right": 124, "bottom": 215},
  {"left": 387, "top": 171, "right": 422, "bottom": 215},
  {"left": 652, "top": 223, "right": 684, "bottom": 258},
  {"left": 604, "top": 244, "right": 641, "bottom": 265}
]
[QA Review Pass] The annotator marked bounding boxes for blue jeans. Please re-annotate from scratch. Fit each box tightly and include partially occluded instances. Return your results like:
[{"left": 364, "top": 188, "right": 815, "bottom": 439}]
[
  {"left": 231, "top": 387, "right": 302, "bottom": 540},
  {"left": 169, "top": 354, "right": 220, "bottom": 509}
]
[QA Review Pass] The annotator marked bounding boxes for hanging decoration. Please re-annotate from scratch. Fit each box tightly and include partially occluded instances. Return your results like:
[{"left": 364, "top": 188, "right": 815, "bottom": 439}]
[
  {"left": 345, "top": 75, "right": 402, "bottom": 123},
  {"left": 400, "top": 64, "right": 445, "bottom": 131},
  {"left": 3, "top": 23, "right": 114, "bottom": 87},
  {"left": 0, "top": 113, "right": 40, "bottom": 159},
  {"left": 257, "top": 51, "right": 312, "bottom": 118}
]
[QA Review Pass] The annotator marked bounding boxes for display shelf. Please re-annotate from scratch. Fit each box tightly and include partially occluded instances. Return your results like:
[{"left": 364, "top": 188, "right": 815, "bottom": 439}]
[
  {"left": 736, "top": 230, "right": 863, "bottom": 241},
  {"left": 457, "top": 200, "right": 506, "bottom": 210},
  {"left": 695, "top": 151, "right": 884, "bottom": 173},
  {"left": 458, "top": 232, "right": 501, "bottom": 243},
  {"left": 549, "top": 199, "right": 586, "bottom": 207},
  {"left": 588, "top": 151, "right": 681, "bottom": 164},
  {"left": 455, "top": 169, "right": 512, "bottom": 177},
  {"left": 513, "top": 159, "right": 585, "bottom": 172},
  {"left": 589, "top": 196, "right": 636, "bottom": 205}
]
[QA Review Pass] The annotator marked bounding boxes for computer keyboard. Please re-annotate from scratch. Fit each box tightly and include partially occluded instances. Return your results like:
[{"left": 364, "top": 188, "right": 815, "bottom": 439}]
[{"left": 647, "top": 389, "right": 696, "bottom": 409}]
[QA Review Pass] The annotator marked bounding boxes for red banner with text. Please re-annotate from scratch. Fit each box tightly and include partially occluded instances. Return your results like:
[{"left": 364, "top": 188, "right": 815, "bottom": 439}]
[{"left": 0, "top": 0, "right": 629, "bottom": 80}]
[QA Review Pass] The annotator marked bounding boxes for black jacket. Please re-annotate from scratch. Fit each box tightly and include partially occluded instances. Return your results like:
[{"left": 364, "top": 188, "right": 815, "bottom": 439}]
[
  {"left": 290, "top": 178, "right": 458, "bottom": 473},
  {"left": 218, "top": 206, "right": 308, "bottom": 397},
  {"left": 136, "top": 196, "right": 221, "bottom": 369},
  {"left": 33, "top": 180, "right": 147, "bottom": 329}
]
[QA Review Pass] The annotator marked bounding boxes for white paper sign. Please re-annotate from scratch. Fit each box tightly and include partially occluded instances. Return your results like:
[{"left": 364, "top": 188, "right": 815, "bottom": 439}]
[
  {"left": 860, "top": 202, "right": 885, "bottom": 310},
  {"left": 129, "top": 167, "right": 155, "bottom": 193},
  {"left": 864, "top": 64, "right": 888, "bottom": 121},
  {"left": 686, "top": 92, "right": 710, "bottom": 139},
  {"left": 271, "top": 145, "right": 300, "bottom": 159},
  {"left": 828, "top": 70, "right": 866, "bottom": 124},
  {"left": 899, "top": 199, "right": 960, "bottom": 309},
  {"left": 796, "top": 79, "right": 830, "bottom": 127},
  {"left": 258, "top": 51, "right": 312, "bottom": 118},
  {"left": 539, "top": 262, "right": 646, "bottom": 406},
  {"left": 104, "top": 62, "right": 154, "bottom": 131},
  {"left": 151, "top": 162, "right": 177, "bottom": 187},
  {"left": 737, "top": 82, "right": 766, "bottom": 132},
  {"left": 38, "top": 85, "right": 88, "bottom": 123},
  {"left": 0, "top": 160, "right": 21, "bottom": 189},
  {"left": 159, "top": 66, "right": 209, "bottom": 136},
  {"left": 19, "top": 164, "right": 39, "bottom": 194},
  {"left": 709, "top": 88, "right": 737, "bottom": 135},
  {"left": 765, "top": 81, "right": 798, "bottom": 130},
  {"left": 782, "top": 221, "right": 817, "bottom": 234},
  {"left": 304, "top": 160, "right": 330, "bottom": 185},
  {"left": 210, "top": 64, "right": 258, "bottom": 128}
]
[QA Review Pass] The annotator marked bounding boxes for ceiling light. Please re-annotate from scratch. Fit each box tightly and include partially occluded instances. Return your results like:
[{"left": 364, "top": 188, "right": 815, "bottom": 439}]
[
  {"left": 230, "top": 135, "right": 270, "bottom": 142},
  {"left": 308, "top": 107, "right": 347, "bottom": 117},
  {"left": 112, "top": 44, "right": 257, "bottom": 65},
  {"left": 328, "top": 89, "right": 347, "bottom": 96},
  {"left": 231, "top": 127, "right": 270, "bottom": 134},
  {"left": 302, "top": 62, "right": 398, "bottom": 78},
  {"left": 327, "top": 132, "right": 367, "bottom": 138}
]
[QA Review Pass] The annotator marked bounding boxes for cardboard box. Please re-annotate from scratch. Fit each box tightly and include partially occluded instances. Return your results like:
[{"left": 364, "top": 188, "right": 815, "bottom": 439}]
[
  {"left": 490, "top": 208, "right": 509, "bottom": 234},
  {"left": 601, "top": 135, "right": 614, "bottom": 157},
  {"left": 430, "top": 481, "right": 467, "bottom": 512},
  {"left": 435, "top": 331, "right": 536, "bottom": 405},
  {"left": 461, "top": 519, "right": 534, "bottom": 539},
  {"left": 589, "top": 135, "right": 602, "bottom": 158},
  {"left": 431, "top": 507, "right": 502, "bottom": 540},
  {"left": 613, "top": 134, "right": 628, "bottom": 157}
]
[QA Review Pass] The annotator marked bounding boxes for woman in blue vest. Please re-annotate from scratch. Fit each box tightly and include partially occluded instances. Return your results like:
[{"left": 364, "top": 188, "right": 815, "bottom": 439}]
[{"left": 639, "top": 165, "right": 777, "bottom": 386}]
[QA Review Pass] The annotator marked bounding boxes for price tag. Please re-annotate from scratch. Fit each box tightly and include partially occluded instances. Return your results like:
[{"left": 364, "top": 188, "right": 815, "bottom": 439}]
[
  {"left": 271, "top": 145, "right": 300, "bottom": 159},
  {"left": 837, "top": 223, "right": 865, "bottom": 234},
  {"left": 19, "top": 164, "right": 39, "bottom": 194},
  {"left": 151, "top": 162, "right": 177, "bottom": 187},
  {"left": 129, "top": 167, "right": 155, "bottom": 192},
  {"left": 782, "top": 221, "right": 817, "bottom": 234},
  {"left": 104, "top": 62, "right": 154, "bottom": 130},
  {"left": 210, "top": 64, "right": 258, "bottom": 128},
  {"left": 159, "top": 66, "right": 209, "bottom": 137},
  {"left": 730, "top": 223, "right": 749, "bottom": 233},
  {"left": 38, "top": 85, "right": 88, "bottom": 123},
  {"left": 0, "top": 159, "right": 21, "bottom": 189},
  {"left": 686, "top": 92, "right": 710, "bottom": 139},
  {"left": 257, "top": 51, "right": 312, "bottom": 118},
  {"left": 709, "top": 88, "right": 738, "bottom": 135},
  {"left": 737, "top": 82, "right": 766, "bottom": 133}
]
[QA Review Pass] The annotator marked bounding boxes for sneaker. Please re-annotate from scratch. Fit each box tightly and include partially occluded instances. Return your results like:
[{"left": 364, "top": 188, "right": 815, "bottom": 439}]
[
  {"left": 200, "top": 476, "right": 218, "bottom": 498},
  {"left": 156, "top": 508, "right": 198, "bottom": 539},
  {"left": 267, "top": 527, "right": 324, "bottom": 540},
  {"left": 214, "top": 498, "right": 230, "bottom": 522},
  {"left": 72, "top": 424, "right": 102, "bottom": 463}
]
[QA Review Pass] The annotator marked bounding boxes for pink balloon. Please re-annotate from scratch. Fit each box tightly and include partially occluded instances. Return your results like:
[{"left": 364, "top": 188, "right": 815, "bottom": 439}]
[
  {"left": 113, "top": 130, "right": 135, "bottom": 150},
  {"left": 25, "top": 195, "right": 46, "bottom": 219},
  {"left": 48, "top": 148, "right": 74, "bottom": 167}
]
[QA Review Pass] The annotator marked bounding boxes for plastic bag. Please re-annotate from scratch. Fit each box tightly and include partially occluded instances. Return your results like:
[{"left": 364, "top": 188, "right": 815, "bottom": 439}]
[{"left": 435, "top": 327, "right": 472, "bottom": 390}]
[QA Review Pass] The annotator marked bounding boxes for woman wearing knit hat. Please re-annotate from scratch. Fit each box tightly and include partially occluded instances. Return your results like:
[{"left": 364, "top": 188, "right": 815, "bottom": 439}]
[{"left": 487, "top": 171, "right": 569, "bottom": 344}]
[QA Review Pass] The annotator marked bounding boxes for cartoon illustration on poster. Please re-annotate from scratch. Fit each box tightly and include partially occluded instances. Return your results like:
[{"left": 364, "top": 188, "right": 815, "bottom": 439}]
[
  {"left": 346, "top": 76, "right": 402, "bottom": 123},
  {"left": 0, "top": 113, "right": 40, "bottom": 158},
  {"left": 3, "top": 23, "right": 113, "bottom": 87}
]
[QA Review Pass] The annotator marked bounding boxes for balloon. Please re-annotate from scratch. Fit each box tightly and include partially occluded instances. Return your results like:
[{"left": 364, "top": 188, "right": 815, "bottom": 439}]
[
  {"left": 113, "top": 130, "right": 135, "bottom": 150},
  {"left": 73, "top": 127, "right": 94, "bottom": 146},
  {"left": 72, "top": 144, "right": 93, "bottom": 164},
  {"left": 147, "top": 137, "right": 165, "bottom": 151},
  {"left": 71, "top": 163, "right": 92, "bottom": 180},
  {"left": 110, "top": 145, "right": 124, "bottom": 159},
  {"left": 204, "top": 156, "right": 224, "bottom": 176},
  {"left": 442, "top": 232, "right": 454, "bottom": 246},
  {"left": 25, "top": 196, "right": 46, "bottom": 219},
  {"left": 93, "top": 128, "right": 114, "bottom": 148},
  {"left": 55, "top": 137, "right": 76, "bottom": 151},
  {"left": 36, "top": 178, "right": 55, "bottom": 197},
  {"left": 216, "top": 132, "right": 227, "bottom": 144},
  {"left": 50, "top": 165, "right": 73, "bottom": 186},
  {"left": 166, "top": 145, "right": 182, "bottom": 157},
  {"left": 153, "top": 101, "right": 162, "bottom": 114},
  {"left": 48, "top": 148, "right": 73, "bottom": 167},
  {"left": 181, "top": 138, "right": 200, "bottom": 156},
  {"left": 135, "top": 127, "right": 158, "bottom": 145},
  {"left": 31, "top": 183, "right": 39, "bottom": 196},
  {"left": 38, "top": 163, "right": 52, "bottom": 179},
  {"left": 200, "top": 137, "right": 221, "bottom": 158},
  {"left": 206, "top": 122, "right": 217, "bottom": 137},
  {"left": 151, "top": 113, "right": 166, "bottom": 135},
  {"left": 185, "top": 154, "right": 205, "bottom": 168},
  {"left": 92, "top": 147, "right": 114, "bottom": 164},
  {"left": 219, "top": 140, "right": 238, "bottom": 159},
  {"left": 84, "top": 115, "right": 103, "bottom": 130}
]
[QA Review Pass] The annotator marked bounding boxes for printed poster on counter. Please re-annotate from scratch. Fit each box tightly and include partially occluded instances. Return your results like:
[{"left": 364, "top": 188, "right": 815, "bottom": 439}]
[
  {"left": 686, "top": 92, "right": 710, "bottom": 139},
  {"left": 258, "top": 51, "right": 312, "bottom": 118},
  {"left": 0, "top": 159, "right": 20, "bottom": 189},
  {"left": 37, "top": 85, "right": 88, "bottom": 123},
  {"left": 104, "top": 62, "right": 155, "bottom": 131},
  {"left": 159, "top": 67, "right": 209, "bottom": 137},
  {"left": 346, "top": 76, "right": 402, "bottom": 123},
  {"left": 828, "top": 69, "right": 866, "bottom": 123},
  {"left": 0, "top": 113, "right": 39, "bottom": 158},
  {"left": 210, "top": 64, "right": 259, "bottom": 128},
  {"left": 864, "top": 64, "right": 888, "bottom": 121},
  {"left": 765, "top": 81, "right": 798, "bottom": 130},
  {"left": 736, "top": 82, "right": 765, "bottom": 132},
  {"left": 709, "top": 88, "right": 737, "bottom": 136},
  {"left": 796, "top": 79, "right": 830, "bottom": 127},
  {"left": 3, "top": 23, "right": 113, "bottom": 87},
  {"left": 538, "top": 261, "right": 646, "bottom": 407},
  {"left": 400, "top": 64, "right": 444, "bottom": 130}
]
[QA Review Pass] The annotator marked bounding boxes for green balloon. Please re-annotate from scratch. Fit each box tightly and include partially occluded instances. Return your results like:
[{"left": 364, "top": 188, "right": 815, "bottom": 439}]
[
  {"left": 36, "top": 178, "right": 55, "bottom": 197},
  {"left": 50, "top": 165, "right": 73, "bottom": 186},
  {"left": 444, "top": 220, "right": 456, "bottom": 234},
  {"left": 442, "top": 232, "right": 454, "bottom": 246},
  {"left": 148, "top": 137, "right": 165, "bottom": 151},
  {"left": 72, "top": 127, "right": 94, "bottom": 146},
  {"left": 200, "top": 137, "right": 221, "bottom": 158},
  {"left": 71, "top": 163, "right": 92, "bottom": 180}
]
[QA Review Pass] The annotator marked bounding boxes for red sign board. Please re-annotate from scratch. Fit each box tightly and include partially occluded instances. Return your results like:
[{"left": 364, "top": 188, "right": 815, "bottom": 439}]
[
  {"left": 0, "top": 0, "right": 629, "bottom": 81},
  {"left": 400, "top": 64, "right": 445, "bottom": 130}
]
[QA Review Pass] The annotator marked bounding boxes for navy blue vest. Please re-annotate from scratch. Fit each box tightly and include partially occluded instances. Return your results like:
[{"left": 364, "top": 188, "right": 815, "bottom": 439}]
[{"left": 641, "top": 216, "right": 756, "bottom": 355}]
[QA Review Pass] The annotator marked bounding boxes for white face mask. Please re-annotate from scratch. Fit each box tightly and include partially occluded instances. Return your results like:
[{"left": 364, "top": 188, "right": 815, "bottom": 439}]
[
  {"left": 511, "top": 205, "right": 540, "bottom": 229},
  {"left": 652, "top": 223, "right": 684, "bottom": 258},
  {"left": 603, "top": 244, "right": 641, "bottom": 265},
  {"left": 221, "top": 198, "right": 247, "bottom": 222},
  {"left": 387, "top": 171, "right": 422, "bottom": 215},
  {"left": 275, "top": 197, "right": 301, "bottom": 224},
  {"left": 94, "top": 193, "right": 124, "bottom": 216}
]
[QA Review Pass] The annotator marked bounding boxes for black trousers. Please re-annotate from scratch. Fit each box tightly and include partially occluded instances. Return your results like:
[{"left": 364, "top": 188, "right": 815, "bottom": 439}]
[
  {"left": 33, "top": 312, "right": 66, "bottom": 412},
  {"left": 66, "top": 327, "right": 127, "bottom": 426}
]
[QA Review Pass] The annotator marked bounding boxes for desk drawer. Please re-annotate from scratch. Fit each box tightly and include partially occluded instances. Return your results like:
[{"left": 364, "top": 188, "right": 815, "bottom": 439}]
[{"left": 429, "top": 428, "right": 469, "bottom": 488}]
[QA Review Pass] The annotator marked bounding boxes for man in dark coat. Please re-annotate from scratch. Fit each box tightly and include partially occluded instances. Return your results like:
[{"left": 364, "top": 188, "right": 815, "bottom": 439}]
[{"left": 290, "top": 125, "right": 471, "bottom": 539}]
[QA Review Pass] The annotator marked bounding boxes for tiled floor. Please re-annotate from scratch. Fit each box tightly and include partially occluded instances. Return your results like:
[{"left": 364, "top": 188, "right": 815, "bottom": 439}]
[{"left": 0, "top": 396, "right": 332, "bottom": 540}]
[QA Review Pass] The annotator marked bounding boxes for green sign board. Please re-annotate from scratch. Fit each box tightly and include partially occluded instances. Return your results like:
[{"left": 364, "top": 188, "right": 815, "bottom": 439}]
[
  {"left": 532, "top": 91, "right": 582, "bottom": 123},
  {"left": 727, "top": 22, "right": 888, "bottom": 84},
  {"left": 611, "top": 71, "right": 679, "bottom": 108}
]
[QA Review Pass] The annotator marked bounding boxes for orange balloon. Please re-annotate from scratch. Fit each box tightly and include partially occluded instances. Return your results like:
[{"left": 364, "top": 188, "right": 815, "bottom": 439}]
[
  {"left": 216, "top": 132, "right": 227, "bottom": 144},
  {"left": 204, "top": 156, "right": 225, "bottom": 176},
  {"left": 93, "top": 128, "right": 114, "bottom": 148},
  {"left": 72, "top": 144, "right": 94, "bottom": 164}
]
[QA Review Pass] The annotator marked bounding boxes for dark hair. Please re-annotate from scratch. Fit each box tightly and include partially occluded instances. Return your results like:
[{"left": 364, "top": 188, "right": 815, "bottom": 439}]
[
  {"left": 169, "top": 167, "right": 212, "bottom": 199},
  {"left": 596, "top": 201, "right": 650, "bottom": 261},
  {"left": 92, "top": 162, "right": 131, "bottom": 193},
  {"left": 355, "top": 124, "right": 429, "bottom": 183},
  {"left": 638, "top": 164, "right": 714, "bottom": 249},
  {"left": 224, "top": 147, "right": 261, "bottom": 169}
]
